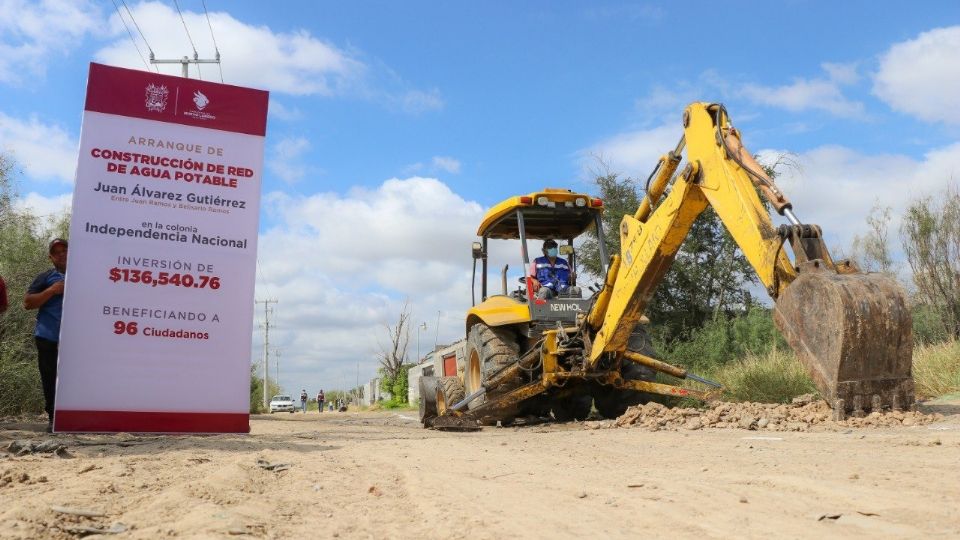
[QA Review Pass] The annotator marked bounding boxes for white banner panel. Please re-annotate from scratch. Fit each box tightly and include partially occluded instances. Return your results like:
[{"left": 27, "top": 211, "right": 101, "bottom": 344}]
[{"left": 54, "top": 63, "right": 268, "bottom": 433}]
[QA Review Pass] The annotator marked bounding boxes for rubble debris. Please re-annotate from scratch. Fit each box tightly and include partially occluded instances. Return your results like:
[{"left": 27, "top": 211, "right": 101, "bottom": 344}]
[
  {"left": 63, "top": 522, "right": 128, "bottom": 536},
  {"left": 614, "top": 400, "right": 943, "bottom": 431},
  {"left": 7, "top": 439, "right": 73, "bottom": 458},
  {"left": 50, "top": 505, "right": 107, "bottom": 518},
  {"left": 255, "top": 459, "right": 290, "bottom": 472}
]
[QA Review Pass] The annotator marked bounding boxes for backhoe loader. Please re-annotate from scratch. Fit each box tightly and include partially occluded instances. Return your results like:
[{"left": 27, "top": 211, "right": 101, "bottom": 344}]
[{"left": 419, "top": 102, "right": 913, "bottom": 428}]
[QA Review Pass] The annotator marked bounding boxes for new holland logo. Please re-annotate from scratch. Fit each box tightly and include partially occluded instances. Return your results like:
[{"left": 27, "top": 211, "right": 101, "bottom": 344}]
[
  {"left": 144, "top": 84, "right": 169, "bottom": 112},
  {"left": 184, "top": 89, "right": 216, "bottom": 121},
  {"left": 549, "top": 303, "right": 582, "bottom": 312}
]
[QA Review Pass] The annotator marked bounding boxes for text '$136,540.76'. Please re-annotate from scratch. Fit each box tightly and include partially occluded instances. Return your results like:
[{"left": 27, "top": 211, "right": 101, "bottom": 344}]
[{"left": 108, "top": 267, "right": 221, "bottom": 290}]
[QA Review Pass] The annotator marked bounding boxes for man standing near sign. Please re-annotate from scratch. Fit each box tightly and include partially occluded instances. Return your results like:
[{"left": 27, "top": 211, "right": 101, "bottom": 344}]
[{"left": 24, "top": 238, "right": 68, "bottom": 431}]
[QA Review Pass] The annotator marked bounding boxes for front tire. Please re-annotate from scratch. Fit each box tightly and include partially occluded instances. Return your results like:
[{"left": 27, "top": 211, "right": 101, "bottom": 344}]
[
  {"left": 463, "top": 323, "right": 522, "bottom": 423},
  {"left": 419, "top": 376, "right": 439, "bottom": 428},
  {"left": 436, "top": 377, "right": 466, "bottom": 415}
]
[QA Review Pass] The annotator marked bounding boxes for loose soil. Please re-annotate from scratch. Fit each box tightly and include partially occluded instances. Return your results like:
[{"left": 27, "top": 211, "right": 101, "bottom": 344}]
[{"left": 2, "top": 399, "right": 959, "bottom": 539}]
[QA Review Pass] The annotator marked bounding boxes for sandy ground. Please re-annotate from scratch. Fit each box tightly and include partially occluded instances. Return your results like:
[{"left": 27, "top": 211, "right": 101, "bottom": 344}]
[{"left": 2, "top": 400, "right": 959, "bottom": 539}]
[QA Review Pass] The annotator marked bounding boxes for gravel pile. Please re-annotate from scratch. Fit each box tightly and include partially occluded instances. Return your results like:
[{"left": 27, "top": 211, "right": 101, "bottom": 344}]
[{"left": 613, "top": 394, "right": 943, "bottom": 431}]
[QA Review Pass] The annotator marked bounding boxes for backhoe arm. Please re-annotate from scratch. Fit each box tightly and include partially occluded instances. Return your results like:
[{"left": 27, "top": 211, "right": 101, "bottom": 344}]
[
  {"left": 585, "top": 102, "right": 913, "bottom": 416},
  {"left": 587, "top": 102, "right": 796, "bottom": 359}
]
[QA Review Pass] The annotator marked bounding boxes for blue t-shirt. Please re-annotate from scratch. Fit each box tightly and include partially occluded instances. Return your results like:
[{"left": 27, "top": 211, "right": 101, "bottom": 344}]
[
  {"left": 28, "top": 268, "right": 65, "bottom": 342},
  {"left": 533, "top": 256, "right": 571, "bottom": 293}
]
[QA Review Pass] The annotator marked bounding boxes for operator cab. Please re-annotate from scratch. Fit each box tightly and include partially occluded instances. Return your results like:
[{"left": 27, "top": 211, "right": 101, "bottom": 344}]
[{"left": 471, "top": 188, "right": 608, "bottom": 331}]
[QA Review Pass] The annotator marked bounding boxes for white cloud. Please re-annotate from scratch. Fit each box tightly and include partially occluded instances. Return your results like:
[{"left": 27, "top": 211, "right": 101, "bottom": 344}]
[
  {"left": 96, "top": 1, "right": 364, "bottom": 95},
  {"left": 395, "top": 89, "right": 445, "bottom": 114},
  {"left": 822, "top": 62, "right": 860, "bottom": 85},
  {"left": 268, "top": 100, "right": 302, "bottom": 122},
  {"left": 255, "top": 178, "right": 490, "bottom": 394},
  {"left": 431, "top": 156, "right": 461, "bottom": 174},
  {"left": 578, "top": 122, "right": 680, "bottom": 178},
  {"left": 741, "top": 63, "right": 864, "bottom": 117},
  {"left": 0, "top": 0, "right": 102, "bottom": 84},
  {"left": 94, "top": 1, "right": 442, "bottom": 113},
  {"left": 267, "top": 136, "right": 312, "bottom": 183},
  {"left": 0, "top": 112, "right": 77, "bottom": 183},
  {"left": 14, "top": 191, "right": 72, "bottom": 218},
  {"left": 873, "top": 26, "right": 960, "bottom": 125},
  {"left": 759, "top": 142, "right": 960, "bottom": 251}
]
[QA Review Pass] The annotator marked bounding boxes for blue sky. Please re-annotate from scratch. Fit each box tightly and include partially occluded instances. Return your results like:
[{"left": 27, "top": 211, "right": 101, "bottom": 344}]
[{"left": 2, "top": 1, "right": 959, "bottom": 396}]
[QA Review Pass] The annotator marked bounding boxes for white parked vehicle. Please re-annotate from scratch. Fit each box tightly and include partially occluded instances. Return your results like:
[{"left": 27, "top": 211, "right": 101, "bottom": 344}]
[{"left": 269, "top": 395, "right": 296, "bottom": 413}]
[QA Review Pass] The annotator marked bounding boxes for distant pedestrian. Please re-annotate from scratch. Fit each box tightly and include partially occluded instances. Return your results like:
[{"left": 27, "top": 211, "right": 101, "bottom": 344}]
[
  {"left": 300, "top": 389, "right": 308, "bottom": 413},
  {"left": 24, "top": 238, "right": 68, "bottom": 432},
  {"left": 317, "top": 389, "right": 325, "bottom": 413},
  {"left": 0, "top": 274, "right": 8, "bottom": 314}
]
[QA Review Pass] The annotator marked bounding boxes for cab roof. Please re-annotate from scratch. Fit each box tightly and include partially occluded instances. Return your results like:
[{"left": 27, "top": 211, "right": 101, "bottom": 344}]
[{"left": 477, "top": 188, "right": 603, "bottom": 239}]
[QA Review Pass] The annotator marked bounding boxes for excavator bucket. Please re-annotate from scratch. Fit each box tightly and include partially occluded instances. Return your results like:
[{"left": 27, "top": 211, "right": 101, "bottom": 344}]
[{"left": 773, "top": 268, "right": 914, "bottom": 418}]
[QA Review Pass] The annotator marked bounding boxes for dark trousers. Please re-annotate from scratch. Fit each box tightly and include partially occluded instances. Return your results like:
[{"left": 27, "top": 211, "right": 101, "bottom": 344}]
[{"left": 34, "top": 337, "right": 58, "bottom": 421}]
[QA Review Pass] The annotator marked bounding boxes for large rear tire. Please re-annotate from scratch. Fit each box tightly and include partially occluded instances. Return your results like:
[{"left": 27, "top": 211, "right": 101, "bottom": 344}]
[
  {"left": 463, "top": 323, "right": 522, "bottom": 423},
  {"left": 419, "top": 376, "right": 439, "bottom": 428},
  {"left": 551, "top": 394, "right": 592, "bottom": 422},
  {"left": 436, "top": 376, "right": 466, "bottom": 415}
]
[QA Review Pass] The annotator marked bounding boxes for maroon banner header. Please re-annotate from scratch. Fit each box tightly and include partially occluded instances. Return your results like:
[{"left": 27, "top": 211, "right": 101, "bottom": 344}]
[{"left": 84, "top": 63, "right": 269, "bottom": 136}]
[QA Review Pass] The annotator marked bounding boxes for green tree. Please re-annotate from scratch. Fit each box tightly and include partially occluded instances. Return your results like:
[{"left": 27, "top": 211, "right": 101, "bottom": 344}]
[
  {"left": 850, "top": 203, "right": 894, "bottom": 275},
  {"left": 248, "top": 364, "right": 281, "bottom": 413},
  {"left": 579, "top": 167, "right": 758, "bottom": 344},
  {"left": 376, "top": 301, "right": 412, "bottom": 403},
  {"left": 0, "top": 153, "right": 70, "bottom": 415},
  {"left": 900, "top": 186, "right": 960, "bottom": 339}
]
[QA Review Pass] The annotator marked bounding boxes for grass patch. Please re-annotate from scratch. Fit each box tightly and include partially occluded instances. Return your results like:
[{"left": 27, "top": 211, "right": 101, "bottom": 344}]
[
  {"left": 913, "top": 340, "right": 960, "bottom": 399},
  {"left": 367, "top": 399, "right": 415, "bottom": 411},
  {"left": 707, "top": 348, "right": 816, "bottom": 404}
]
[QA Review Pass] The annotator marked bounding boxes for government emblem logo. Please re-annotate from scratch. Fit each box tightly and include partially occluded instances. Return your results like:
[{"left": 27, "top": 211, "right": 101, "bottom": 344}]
[
  {"left": 193, "top": 90, "right": 209, "bottom": 111},
  {"left": 144, "top": 83, "right": 169, "bottom": 113}
]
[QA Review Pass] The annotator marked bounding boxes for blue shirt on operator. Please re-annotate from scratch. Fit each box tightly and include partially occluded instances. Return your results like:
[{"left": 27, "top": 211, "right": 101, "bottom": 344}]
[
  {"left": 28, "top": 269, "right": 65, "bottom": 342},
  {"left": 533, "top": 256, "right": 571, "bottom": 294}
]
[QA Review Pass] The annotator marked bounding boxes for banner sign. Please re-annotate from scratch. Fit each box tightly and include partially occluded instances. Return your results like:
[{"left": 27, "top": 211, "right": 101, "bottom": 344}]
[{"left": 54, "top": 63, "right": 268, "bottom": 433}]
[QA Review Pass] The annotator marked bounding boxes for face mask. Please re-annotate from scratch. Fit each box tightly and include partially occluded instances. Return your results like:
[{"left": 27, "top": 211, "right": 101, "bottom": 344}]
[{"left": 546, "top": 247, "right": 558, "bottom": 257}]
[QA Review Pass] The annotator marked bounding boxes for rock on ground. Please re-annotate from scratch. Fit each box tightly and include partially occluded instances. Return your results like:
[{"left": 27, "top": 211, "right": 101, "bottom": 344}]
[{"left": 614, "top": 399, "right": 943, "bottom": 431}]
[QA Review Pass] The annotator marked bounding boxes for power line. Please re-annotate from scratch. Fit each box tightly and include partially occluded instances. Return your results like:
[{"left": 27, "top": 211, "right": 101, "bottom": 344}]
[
  {"left": 120, "top": 0, "right": 158, "bottom": 73},
  {"left": 110, "top": 0, "right": 150, "bottom": 71},
  {"left": 255, "top": 257, "right": 274, "bottom": 300},
  {"left": 201, "top": 0, "right": 224, "bottom": 83},
  {"left": 172, "top": 0, "right": 201, "bottom": 79}
]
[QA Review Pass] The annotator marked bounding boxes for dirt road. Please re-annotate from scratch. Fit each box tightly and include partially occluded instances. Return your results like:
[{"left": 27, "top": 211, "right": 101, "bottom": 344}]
[{"left": 2, "top": 402, "right": 959, "bottom": 539}]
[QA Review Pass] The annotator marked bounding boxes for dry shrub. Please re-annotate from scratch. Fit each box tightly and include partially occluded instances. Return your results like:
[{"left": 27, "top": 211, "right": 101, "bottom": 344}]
[
  {"left": 710, "top": 349, "right": 816, "bottom": 404},
  {"left": 913, "top": 340, "right": 960, "bottom": 399}
]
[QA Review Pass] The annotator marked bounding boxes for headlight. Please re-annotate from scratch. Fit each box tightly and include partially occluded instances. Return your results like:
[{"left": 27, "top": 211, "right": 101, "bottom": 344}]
[{"left": 575, "top": 198, "right": 586, "bottom": 207}]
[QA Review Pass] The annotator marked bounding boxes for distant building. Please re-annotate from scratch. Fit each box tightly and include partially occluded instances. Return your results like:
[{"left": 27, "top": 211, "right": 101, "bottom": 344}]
[
  {"left": 407, "top": 361, "right": 434, "bottom": 403},
  {"left": 408, "top": 340, "right": 466, "bottom": 403},
  {"left": 361, "top": 377, "right": 390, "bottom": 406}
]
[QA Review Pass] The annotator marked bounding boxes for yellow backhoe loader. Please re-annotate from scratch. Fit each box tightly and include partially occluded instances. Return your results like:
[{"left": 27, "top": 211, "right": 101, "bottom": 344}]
[{"left": 419, "top": 102, "right": 913, "bottom": 428}]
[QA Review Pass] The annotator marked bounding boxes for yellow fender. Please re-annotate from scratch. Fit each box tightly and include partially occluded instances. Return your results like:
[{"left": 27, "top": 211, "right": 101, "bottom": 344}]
[{"left": 465, "top": 295, "right": 531, "bottom": 334}]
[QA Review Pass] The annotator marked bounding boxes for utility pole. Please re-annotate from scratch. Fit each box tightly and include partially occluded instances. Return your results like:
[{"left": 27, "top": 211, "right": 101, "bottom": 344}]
[
  {"left": 256, "top": 298, "right": 278, "bottom": 410},
  {"left": 150, "top": 51, "right": 221, "bottom": 78},
  {"left": 434, "top": 310, "right": 441, "bottom": 349},
  {"left": 274, "top": 349, "right": 281, "bottom": 393},
  {"left": 417, "top": 322, "right": 427, "bottom": 364}
]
